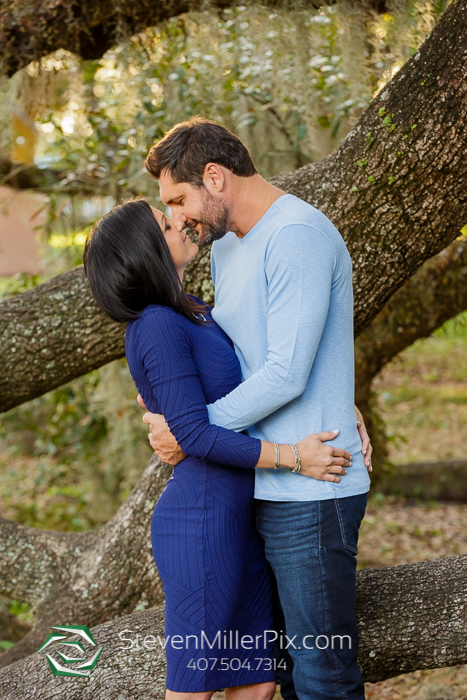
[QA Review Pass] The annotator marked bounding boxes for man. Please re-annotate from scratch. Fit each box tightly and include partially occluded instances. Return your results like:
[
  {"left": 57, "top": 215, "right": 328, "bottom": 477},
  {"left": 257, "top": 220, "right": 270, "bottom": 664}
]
[{"left": 141, "top": 117, "right": 372, "bottom": 700}]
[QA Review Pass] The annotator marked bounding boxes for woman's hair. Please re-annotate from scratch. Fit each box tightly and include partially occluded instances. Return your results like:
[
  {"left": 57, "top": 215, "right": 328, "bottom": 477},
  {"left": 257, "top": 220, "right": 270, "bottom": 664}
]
[{"left": 83, "top": 198, "right": 205, "bottom": 324}]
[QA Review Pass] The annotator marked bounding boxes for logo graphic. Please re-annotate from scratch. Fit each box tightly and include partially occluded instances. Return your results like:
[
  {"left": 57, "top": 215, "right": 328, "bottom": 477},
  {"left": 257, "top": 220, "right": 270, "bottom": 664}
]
[{"left": 37, "top": 625, "right": 103, "bottom": 677}]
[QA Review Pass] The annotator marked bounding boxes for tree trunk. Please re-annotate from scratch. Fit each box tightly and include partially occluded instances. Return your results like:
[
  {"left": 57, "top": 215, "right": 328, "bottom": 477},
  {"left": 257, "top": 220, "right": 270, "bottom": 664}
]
[
  {"left": 354, "top": 235, "right": 467, "bottom": 475},
  {"left": 2, "top": 0, "right": 467, "bottom": 414},
  {"left": 1, "top": 554, "right": 466, "bottom": 696},
  {"left": 0, "top": 455, "right": 172, "bottom": 668},
  {"left": 356, "top": 236, "right": 467, "bottom": 407}
]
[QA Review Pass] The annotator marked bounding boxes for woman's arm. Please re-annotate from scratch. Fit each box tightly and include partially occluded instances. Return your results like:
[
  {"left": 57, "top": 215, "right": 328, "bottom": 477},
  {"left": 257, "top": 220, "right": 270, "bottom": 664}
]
[{"left": 131, "top": 308, "right": 350, "bottom": 480}]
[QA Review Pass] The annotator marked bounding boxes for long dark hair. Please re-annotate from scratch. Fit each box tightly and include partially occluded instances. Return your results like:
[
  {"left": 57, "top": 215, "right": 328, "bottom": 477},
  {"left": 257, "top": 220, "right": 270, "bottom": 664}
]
[{"left": 83, "top": 198, "right": 206, "bottom": 324}]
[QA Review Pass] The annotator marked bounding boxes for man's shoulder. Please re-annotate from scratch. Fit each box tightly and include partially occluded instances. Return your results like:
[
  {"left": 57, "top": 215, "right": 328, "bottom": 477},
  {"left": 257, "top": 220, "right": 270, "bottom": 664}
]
[
  {"left": 211, "top": 195, "right": 346, "bottom": 262},
  {"left": 276, "top": 195, "right": 341, "bottom": 235},
  {"left": 272, "top": 195, "right": 347, "bottom": 254}
]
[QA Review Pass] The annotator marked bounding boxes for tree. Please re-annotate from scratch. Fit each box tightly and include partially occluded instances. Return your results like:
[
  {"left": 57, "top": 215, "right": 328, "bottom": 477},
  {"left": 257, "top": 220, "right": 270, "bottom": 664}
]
[
  {"left": 0, "top": 456, "right": 171, "bottom": 668},
  {"left": 1, "top": 0, "right": 467, "bottom": 691},
  {"left": 0, "top": 0, "right": 393, "bottom": 78},
  {"left": 355, "top": 236, "right": 467, "bottom": 476},
  {"left": 0, "top": 545, "right": 466, "bottom": 695},
  {"left": 1, "top": 0, "right": 467, "bottom": 411}
]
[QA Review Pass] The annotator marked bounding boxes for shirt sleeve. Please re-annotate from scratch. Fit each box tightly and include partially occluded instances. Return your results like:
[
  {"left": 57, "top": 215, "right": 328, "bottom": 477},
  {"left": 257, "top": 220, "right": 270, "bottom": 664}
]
[
  {"left": 207, "top": 224, "right": 337, "bottom": 431},
  {"left": 136, "top": 308, "right": 261, "bottom": 468}
]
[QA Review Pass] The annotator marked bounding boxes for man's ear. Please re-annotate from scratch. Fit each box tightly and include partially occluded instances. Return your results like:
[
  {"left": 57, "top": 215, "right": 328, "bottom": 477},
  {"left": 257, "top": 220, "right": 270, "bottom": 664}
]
[{"left": 203, "top": 163, "right": 225, "bottom": 193}]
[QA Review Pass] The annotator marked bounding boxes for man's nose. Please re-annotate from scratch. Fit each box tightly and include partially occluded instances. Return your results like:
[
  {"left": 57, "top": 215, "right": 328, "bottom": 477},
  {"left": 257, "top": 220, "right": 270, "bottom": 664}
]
[
  {"left": 172, "top": 216, "right": 185, "bottom": 232},
  {"left": 172, "top": 210, "right": 186, "bottom": 228}
]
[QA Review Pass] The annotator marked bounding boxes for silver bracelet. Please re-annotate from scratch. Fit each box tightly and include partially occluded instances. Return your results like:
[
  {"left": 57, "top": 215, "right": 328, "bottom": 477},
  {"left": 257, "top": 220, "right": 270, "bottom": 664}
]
[
  {"left": 290, "top": 444, "right": 301, "bottom": 473},
  {"left": 273, "top": 442, "right": 280, "bottom": 469}
]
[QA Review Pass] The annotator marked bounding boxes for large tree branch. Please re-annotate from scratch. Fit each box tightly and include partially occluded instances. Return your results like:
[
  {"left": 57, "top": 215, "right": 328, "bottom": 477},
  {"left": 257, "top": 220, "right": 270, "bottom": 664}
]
[
  {"left": 0, "top": 0, "right": 388, "bottom": 78},
  {"left": 0, "top": 158, "right": 131, "bottom": 196},
  {"left": 0, "top": 554, "right": 466, "bottom": 695},
  {"left": 0, "top": 267, "right": 125, "bottom": 414},
  {"left": 0, "top": 245, "right": 212, "bottom": 413},
  {"left": 1, "top": 0, "right": 467, "bottom": 414},
  {"left": 355, "top": 237, "right": 467, "bottom": 396},
  {"left": 271, "top": 0, "right": 467, "bottom": 335},
  {"left": 353, "top": 235, "right": 467, "bottom": 473},
  {"left": 0, "top": 455, "right": 171, "bottom": 668}
]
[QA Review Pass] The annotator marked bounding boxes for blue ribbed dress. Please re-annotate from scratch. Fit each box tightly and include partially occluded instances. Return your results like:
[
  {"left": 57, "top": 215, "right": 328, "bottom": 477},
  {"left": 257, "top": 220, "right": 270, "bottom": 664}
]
[{"left": 125, "top": 298, "right": 276, "bottom": 692}]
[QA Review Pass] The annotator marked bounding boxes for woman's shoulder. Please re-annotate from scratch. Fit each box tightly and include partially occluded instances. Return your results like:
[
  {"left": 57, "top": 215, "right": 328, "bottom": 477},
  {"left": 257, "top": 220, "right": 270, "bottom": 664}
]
[{"left": 127, "top": 304, "right": 190, "bottom": 344}]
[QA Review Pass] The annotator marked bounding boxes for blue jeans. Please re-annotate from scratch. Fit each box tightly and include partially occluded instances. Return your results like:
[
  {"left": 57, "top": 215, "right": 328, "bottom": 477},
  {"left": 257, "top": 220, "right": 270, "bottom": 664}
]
[{"left": 256, "top": 492, "right": 368, "bottom": 700}]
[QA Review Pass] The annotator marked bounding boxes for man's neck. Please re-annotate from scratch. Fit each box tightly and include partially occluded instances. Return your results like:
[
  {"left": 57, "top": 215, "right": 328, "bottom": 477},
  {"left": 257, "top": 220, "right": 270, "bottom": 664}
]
[{"left": 228, "top": 175, "right": 286, "bottom": 238}]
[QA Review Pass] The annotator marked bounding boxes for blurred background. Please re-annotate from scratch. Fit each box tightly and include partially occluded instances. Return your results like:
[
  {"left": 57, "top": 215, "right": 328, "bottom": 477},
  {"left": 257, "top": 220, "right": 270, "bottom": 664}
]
[{"left": 0, "top": 2, "right": 466, "bottom": 697}]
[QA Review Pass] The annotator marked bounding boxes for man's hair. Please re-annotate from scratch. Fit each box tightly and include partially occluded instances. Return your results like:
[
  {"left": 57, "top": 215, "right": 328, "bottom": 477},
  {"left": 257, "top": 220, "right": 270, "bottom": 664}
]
[{"left": 144, "top": 117, "right": 258, "bottom": 186}]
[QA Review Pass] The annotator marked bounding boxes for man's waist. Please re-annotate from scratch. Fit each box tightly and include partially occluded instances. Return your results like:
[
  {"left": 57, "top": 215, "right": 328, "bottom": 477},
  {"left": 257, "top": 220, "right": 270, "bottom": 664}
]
[{"left": 248, "top": 419, "right": 361, "bottom": 445}]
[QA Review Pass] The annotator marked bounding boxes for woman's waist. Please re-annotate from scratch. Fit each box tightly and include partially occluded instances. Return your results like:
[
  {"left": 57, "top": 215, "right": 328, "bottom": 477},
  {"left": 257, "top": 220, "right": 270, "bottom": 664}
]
[{"left": 172, "top": 455, "right": 256, "bottom": 484}]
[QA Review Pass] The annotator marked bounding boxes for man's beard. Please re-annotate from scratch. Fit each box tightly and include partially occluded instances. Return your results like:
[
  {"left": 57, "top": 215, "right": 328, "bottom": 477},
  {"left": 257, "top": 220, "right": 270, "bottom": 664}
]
[{"left": 188, "top": 188, "right": 230, "bottom": 245}]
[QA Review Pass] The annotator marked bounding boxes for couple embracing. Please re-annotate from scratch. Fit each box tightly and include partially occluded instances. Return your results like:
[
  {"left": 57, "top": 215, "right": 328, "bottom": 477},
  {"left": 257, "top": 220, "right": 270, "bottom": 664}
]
[{"left": 84, "top": 117, "right": 373, "bottom": 700}]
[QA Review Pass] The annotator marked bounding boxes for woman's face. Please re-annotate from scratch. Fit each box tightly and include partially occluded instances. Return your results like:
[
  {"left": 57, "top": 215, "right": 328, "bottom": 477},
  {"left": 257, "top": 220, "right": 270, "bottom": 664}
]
[{"left": 150, "top": 207, "right": 198, "bottom": 279}]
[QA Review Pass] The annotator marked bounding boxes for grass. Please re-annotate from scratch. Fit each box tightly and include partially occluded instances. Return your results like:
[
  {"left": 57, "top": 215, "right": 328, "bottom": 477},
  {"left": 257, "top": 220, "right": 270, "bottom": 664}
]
[{"left": 374, "top": 311, "right": 467, "bottom": 465}]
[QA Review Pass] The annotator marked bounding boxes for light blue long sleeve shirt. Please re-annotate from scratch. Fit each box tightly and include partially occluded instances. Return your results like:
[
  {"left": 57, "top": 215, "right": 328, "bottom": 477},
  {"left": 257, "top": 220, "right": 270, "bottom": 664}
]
[{"left": 207, "top": 193, "right": 370, "bottom": 501}]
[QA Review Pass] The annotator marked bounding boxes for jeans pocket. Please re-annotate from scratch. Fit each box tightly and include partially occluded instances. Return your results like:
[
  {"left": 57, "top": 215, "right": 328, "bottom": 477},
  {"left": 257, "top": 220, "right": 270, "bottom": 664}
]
[{"left": 334, "top": 495, "right": 367, "bottom": 555}]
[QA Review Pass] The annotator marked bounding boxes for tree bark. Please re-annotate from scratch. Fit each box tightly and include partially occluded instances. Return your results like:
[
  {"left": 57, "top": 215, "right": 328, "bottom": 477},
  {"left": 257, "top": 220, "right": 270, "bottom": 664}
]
[
  {"left": 0, "top": 455, "right": 172, "bottom": 668},
  {"left": 2, "top": 0, "right": 467, "bottom": 414},
  {"left": 0, "top": 0, "right": 389, "bottom": 79},
  {"left": 0, "top": 243, "right": 212, "bottom": 414},
  {"left": 1, "top": 554, "right": 466, "bottom": 696},
  {"left": 356, "top": 237, "right": 467, "bottom": 406},
  {"left": 271, "top": 0, "right": 467, "bottom": 337},
  {"left": 0, "top": 268, "right": 125, "bottom": 414},
  {"left": 354, "top": 235, "right": 467, "bottom": 474}
]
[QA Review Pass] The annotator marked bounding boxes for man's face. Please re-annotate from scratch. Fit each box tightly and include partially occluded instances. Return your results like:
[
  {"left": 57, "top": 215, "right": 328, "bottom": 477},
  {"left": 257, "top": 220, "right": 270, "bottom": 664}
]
[{"left": 159, "top": 170, "right": 229, "bottom": 245}]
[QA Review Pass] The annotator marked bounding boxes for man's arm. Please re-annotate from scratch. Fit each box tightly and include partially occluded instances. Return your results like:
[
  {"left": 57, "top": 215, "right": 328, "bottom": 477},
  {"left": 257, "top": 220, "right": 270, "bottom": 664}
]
[{"left": 207, "top": 223, "right": 335, "bottom": 430}]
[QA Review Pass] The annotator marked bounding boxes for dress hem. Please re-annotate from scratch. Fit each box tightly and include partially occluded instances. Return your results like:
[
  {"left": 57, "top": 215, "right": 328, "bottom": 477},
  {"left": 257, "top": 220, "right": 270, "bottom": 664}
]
[{"left": 166, "top": 670, "right": 277, "bottom": 693}]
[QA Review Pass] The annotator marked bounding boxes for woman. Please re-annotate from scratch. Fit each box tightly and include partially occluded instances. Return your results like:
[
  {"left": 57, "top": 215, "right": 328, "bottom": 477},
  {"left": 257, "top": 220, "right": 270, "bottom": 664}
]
[{"left": 83, "top": 198, "right": 352, "bottom": 700}]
